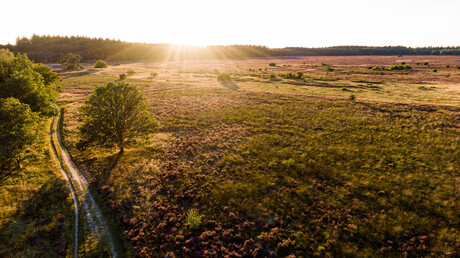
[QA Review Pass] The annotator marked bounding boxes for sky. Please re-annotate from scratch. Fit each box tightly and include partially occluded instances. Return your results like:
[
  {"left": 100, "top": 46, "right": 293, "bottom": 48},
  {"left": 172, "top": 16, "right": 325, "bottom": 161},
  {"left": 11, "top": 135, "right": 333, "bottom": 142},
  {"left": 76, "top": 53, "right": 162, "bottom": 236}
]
[{"left": 1, "top": 0, "right": 459, "bottom": 48}]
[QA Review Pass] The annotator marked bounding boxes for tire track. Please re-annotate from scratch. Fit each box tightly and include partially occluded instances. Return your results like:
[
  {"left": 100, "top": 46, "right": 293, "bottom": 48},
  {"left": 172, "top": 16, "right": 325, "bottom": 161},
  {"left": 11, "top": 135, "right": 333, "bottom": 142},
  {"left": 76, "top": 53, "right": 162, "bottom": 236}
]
[
  {"left": 50, "top": 116, "right": 79, "bottom": 257},
  {"left": 50, "top": 105, "right": 118, "bottom": 257}
]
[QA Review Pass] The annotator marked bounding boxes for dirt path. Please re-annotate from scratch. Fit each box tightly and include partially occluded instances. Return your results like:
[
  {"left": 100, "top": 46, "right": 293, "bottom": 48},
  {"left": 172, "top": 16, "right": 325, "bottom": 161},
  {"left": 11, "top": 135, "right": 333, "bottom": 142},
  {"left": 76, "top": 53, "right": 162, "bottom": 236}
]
[
  {"left": 50, "top": 106, "right": 119, "bottom": 257},
  {"left": 49, "top": 116, "right": 79, "bottom": 257}
]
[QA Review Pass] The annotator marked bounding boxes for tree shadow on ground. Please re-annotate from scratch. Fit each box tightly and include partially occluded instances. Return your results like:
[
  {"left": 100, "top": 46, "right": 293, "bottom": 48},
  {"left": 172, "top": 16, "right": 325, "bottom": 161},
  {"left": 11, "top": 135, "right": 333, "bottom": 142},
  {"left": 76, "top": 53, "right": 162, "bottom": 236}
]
[
  {"left": 0, "top": 178, "right": 72, "bottom": 257},
  {"left": 68, "top": 69, "right": 99, "bottom": 78},
  {"left": 220, "top": 81, "right": 239, "bottom": 91},
  {"left": 102, "top": 151, "right": 123, "bottom": 182}
]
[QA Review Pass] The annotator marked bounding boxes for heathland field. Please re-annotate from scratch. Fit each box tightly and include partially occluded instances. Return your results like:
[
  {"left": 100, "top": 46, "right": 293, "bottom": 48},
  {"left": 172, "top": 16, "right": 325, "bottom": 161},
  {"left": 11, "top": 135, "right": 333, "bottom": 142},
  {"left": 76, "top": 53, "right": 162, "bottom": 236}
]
[{"left": 59, "top": 56, "right": 459, "bottom": 256}]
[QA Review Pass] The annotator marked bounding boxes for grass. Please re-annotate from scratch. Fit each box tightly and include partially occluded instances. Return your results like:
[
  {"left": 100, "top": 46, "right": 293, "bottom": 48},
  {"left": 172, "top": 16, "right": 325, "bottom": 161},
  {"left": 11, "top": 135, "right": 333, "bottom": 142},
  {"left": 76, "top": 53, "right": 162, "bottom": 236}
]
[
  {"left": 58, "top": 56, "right": 459, "bottom": 256},
  {"left": 0, "top": 119, "right": 74, "bottom": 257}
]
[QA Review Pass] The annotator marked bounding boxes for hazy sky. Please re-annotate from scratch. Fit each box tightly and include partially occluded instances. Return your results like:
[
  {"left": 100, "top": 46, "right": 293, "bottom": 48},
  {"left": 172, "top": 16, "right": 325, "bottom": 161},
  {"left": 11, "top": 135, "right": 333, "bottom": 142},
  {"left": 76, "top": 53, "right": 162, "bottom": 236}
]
[{"left": 1, "top": 0, "right": 459, "bottom": 47}]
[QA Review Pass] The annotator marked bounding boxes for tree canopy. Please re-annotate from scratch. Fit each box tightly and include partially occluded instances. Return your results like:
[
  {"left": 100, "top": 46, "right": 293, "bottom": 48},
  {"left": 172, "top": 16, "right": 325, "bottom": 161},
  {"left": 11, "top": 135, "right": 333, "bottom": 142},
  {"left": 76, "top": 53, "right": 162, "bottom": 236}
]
[
  {"left": 78, "top": 81, "right": 159, "bottom": 152},
  {"left": 0, "top": 97, "right": 41, "bottom": 169},
  {"left": 2, "top": 35, "right": 458, "bottom": 63},
  {"left": 0, "top": 49, "right": 60, "bottom": 116}
]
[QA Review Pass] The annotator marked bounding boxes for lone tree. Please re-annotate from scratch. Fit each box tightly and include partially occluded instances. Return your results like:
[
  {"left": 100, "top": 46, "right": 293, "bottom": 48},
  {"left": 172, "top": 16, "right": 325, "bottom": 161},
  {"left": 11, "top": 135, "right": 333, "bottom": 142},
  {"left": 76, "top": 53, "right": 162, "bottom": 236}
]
[
  {"left": 0, "top": 97, "right": 40, "bottom": 169},
  {"left": 60, "top": 53, "right": 83, "bottom": 70},
  {"left": 78, "top": 81, "right": 159, "bottom": 152}
]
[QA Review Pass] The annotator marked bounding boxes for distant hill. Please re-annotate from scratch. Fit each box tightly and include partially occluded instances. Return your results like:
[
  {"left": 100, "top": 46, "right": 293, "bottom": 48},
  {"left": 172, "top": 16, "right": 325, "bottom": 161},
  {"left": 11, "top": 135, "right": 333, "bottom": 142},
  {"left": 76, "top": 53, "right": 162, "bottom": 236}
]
[{"left": 1, "top": 35, "right": 459, "bottom": 63}]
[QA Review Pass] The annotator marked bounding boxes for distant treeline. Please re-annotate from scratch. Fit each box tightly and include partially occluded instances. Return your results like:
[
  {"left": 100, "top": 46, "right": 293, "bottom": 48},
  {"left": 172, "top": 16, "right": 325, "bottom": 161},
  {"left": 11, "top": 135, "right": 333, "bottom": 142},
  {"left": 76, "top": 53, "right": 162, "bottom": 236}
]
[{"left": 1, "top": 35, "right": 459, "bottom": 63}]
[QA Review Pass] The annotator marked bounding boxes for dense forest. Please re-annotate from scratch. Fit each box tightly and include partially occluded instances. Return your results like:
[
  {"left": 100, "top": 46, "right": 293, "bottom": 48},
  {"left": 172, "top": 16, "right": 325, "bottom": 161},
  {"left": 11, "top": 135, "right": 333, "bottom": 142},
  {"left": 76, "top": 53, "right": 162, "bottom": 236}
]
[{"left": 1, "top": 35, "right": 459, "bottom": 63}]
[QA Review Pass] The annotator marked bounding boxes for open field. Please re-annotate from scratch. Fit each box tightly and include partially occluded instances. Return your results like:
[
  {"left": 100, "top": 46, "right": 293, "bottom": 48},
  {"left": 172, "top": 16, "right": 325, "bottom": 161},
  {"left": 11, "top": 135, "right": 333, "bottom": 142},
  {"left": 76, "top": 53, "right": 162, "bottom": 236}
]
[{"left": 58, "top": 56, "right": 459, "bottom": 256}]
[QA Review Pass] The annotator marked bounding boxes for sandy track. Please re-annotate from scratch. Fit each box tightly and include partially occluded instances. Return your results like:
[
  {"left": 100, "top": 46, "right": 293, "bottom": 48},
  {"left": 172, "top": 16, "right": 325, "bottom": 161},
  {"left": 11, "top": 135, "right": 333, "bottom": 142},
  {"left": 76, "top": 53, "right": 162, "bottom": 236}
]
[{"left": 50, "top": 105, "right": 118, "bottom": 257}]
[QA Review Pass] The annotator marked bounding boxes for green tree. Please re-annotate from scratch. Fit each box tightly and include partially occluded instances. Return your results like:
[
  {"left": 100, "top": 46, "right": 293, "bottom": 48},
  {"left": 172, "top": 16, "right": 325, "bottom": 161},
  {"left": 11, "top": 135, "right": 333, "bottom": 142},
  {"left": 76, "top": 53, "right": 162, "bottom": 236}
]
[
  {"left": 0, "top": 53, "right": 60, "bottom": 115},
  {"left": 78, "top": 81, "right": 159, "bottom": 152},
  {"left": 60, "top": 53, "right": 83, "bottom": 70},
  {"left": 0, "top": 97, "right": 41, "bottom": 169}
]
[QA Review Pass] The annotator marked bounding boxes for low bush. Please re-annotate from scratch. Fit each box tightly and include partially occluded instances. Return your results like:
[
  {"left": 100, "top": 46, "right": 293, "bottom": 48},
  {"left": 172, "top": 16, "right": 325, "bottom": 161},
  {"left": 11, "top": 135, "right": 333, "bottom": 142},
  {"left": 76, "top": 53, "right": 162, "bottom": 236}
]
[
  {"left": 323, "top": 66, "right": 334, "bottom": 72},
  {"left": 217, "top": 73, "right": 231, "bottom": 82},
  {"left": 94, "top": 60, "right": 108, "bottom": 68},
  {"left": 150, "top": 72, "right": 158, "bottom": 78},
  {"left": 269, "top": 63, "right": 276, "bottom": 66},
  {"left": 127, "top": 69, "right": 136, "bottom": 75},
  {"left": 349, "top": 94, "right": 356, "bottom": 101},
  {"left": 296, "top": 71, "right": 304, "bottom": 78}
]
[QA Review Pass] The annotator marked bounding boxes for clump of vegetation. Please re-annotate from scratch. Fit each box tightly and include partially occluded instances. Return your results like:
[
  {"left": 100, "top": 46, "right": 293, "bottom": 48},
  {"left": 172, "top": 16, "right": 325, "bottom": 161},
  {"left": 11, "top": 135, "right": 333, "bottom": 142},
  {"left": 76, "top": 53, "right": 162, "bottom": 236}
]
[
  {"left": 433, "top": 69, "right": 437, "bottom": 72},
  {"left": 457, "top": 65, "right": 460, "bottom": 69},
  {"left": 388, "top": 64, "right": 412, "bottom": 70},
  {"left": 269, "top": 63, "right": 276, "bottom": 66},
  {"left": 348, "top": 94, "right": 356, "bottom": 101},
  {"left": 186, "top": 209, "right": 202, "bottom": 229},
  {"left": 94, "top": 60, "right": 108, "bottom": 68},
  {"left": 78, "top": 81, "right": 159, "bottom": 152},
  {"left": 323, "top": 65, "right": 334, "bottom": 72},
  {"left": 372, "top": 64, "right": 411, "bottom": 70},
  {"left": 127, "top": 69, "right": 136, "bottom": 75},
  {"left": 60, "top": 53, "right": 83, "bottom": 70},
  {"left": 269, "top": 73, "right": 276, "bottom": 80},
  {"left": 296, "top": 71, "right": 304, "bottom": 78},
  {"left": 0, "top": 98, "right": 40, "bottom": 169},
  {"left": 150, "top": 72, "right": 158, "bottom": 78},
  {"left": 118, "top": 73, "right": 126, "bottom": 80},
  {"left": 446, "top": 65, "right": 450, "bottom": 68},
  {"left": 0, "top": 49, "right": 60, "bottom": 115},
  {"left": 424, "top": 62, "right": 429, "bottom": 65},
  {"left": 217, "top": 73, "right": 231, "bottom": 82}
]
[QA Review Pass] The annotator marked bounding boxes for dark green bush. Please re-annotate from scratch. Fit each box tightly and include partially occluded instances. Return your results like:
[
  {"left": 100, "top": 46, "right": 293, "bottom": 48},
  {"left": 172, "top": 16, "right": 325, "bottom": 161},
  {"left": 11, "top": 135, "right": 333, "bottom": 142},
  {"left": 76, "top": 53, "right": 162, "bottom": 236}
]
[
  {"left": 296, "top": 71, "right": 304, "bottom": 78},
  {"left": 269, "top": 63, "right": 276, "bottom": 66},
  {"left": 94, "top": 60, "right": 108, "bottom": 68},
  {"left": 424, "top": 62, "right": 429, "bottom": 65}
]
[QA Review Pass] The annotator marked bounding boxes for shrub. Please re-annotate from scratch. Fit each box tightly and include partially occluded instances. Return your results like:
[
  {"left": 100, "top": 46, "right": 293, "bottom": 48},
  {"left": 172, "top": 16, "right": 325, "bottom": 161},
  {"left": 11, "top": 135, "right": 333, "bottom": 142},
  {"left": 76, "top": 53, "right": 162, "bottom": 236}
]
[
  {"left": 118, "top": 73, "right": 126, "bottom": 80},
  {"left": 296, "top": 71, "right": 304, "bottom": 78},
  {"left": 127, "top": 69, "right": 136, "bottom": 75},
  {"left": 372, "top": 65, "right": 383, "bottom": 70},
  {"left": 269, "top": 63, "right": 276, "bottom": 66},
  {"left": 457, "top": 65, "right": 460, "bottom": 69},
  {"left": 446, "top": 65, "right": 450, "bottom": 68},
  {"left": 94, "top": 60, "right": 108, "bottom": 68},
  {"left": 388, "top": 64, "right": 412, "bottom": 70},
  {"left": 323, "top": 66, "right": 334, "bottom": 72},
  {"left": 349, "top": 94, "right": 356, "bottom": 101},
  {"left": 417, "top": 62, "right": 420, "bottom": 65},
  {"left": 285, "top": 72, "right": 293, "bottom": 78},
  {"left": 150, "top": 72, "right": 158, "bottom": 78},
  {"left": 401, "top": 62, "right": 406, "bottom": 65},
  {"left": 60, "top": 53, "right": 83, "bottom": 70},
  {"left": 433, "top": 69, "right": 437, "bottom": 72},
  {"left": 217, "top": 73, "right": 231, "bottom": 82},
  {"left": 186, "top": 209, "right": 202, "bottom": 229},
  {"left": 269, "top": 73, "right": 276, "bottom": 79},
  {"left": 424, "top": 62, "right": 429, "bottom": 65}
]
